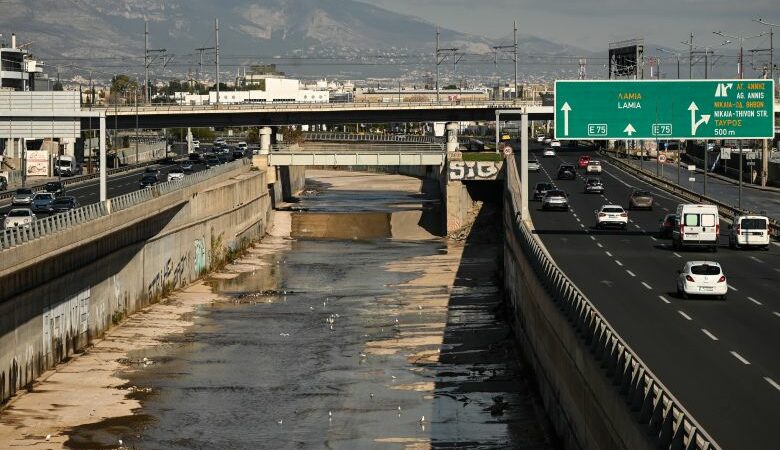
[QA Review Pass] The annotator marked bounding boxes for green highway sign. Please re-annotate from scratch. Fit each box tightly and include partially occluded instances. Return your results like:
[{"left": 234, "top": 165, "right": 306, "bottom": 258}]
[{"left": 554, "top": 80, "right": 775, "bottom": 140}]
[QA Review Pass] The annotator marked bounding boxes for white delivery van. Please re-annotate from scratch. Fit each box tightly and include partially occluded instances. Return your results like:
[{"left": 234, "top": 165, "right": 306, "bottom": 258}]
[
  {"left": 673, "top": 204, "right": 720, "bottom": 252},
  {"left": 728, "top": 215, "right": 771, "bottom": 250}
]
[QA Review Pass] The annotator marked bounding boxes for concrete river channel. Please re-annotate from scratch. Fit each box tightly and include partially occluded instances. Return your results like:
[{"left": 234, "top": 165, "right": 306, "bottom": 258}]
[{"left": 2, "top": 170, "right": 556, "bottom": 449}]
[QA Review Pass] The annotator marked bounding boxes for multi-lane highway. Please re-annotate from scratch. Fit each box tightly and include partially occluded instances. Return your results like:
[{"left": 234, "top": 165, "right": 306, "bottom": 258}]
[
  {"left": 0, "top": 162, "right": 205, "bottom": 219},
  {"left": 524, "top": 143, "right": 779, "bottom": 450}
]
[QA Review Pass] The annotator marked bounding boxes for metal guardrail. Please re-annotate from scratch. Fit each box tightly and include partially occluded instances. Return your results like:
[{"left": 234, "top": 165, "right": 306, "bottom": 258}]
[
  {"left": 506, "top": 158, "right": 721, "bottom": 450},
  {"left": 96, "top": 100, "right": 542, "bottom": 114},
  {"left": 303, "top": 132, "right": 444, "bottom": 144},
  {"left": 0, "top": 159, "right": 248, "bottom": 252},
  {"left": 603, "top": 151, "right": 780, "bottom": 238}
]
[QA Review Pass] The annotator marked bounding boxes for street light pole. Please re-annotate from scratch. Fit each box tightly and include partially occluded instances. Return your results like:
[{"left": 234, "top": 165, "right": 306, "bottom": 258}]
[
  {"left": 513, "top": 20, "right": 518, "bottom": 102},
  {"left": 753, "top": 18, "right": 778, "bottom": 187}
]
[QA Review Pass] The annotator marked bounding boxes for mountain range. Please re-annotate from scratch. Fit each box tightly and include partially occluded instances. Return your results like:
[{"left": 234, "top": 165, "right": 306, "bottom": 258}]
[{"left": 0, "top": 0, "right": 594, "bottom": 81}]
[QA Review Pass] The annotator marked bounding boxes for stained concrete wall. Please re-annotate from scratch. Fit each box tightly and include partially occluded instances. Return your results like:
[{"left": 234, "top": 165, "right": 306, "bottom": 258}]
[
  {"left": 503, "top": 167, "right": 655, "bottom": 450},
  {"left": 0, "top": 166, "right": 272, "bottom": 403}
]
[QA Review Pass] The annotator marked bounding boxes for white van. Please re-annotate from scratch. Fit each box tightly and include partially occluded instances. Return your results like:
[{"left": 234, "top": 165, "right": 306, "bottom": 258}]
[
  {"left": 673, "top": 204, "right": 720, "bottom": 252},
  {"left": 728, "top": 215, "right": 770, "bottom": 250}
]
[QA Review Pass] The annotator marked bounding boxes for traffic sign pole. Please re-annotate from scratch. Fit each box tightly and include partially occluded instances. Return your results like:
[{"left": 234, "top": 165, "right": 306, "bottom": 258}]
[
  {"left": 703, "top": 139, "right": 707, "bottom": 196},
  {"left": 738, "top": 139, "right": 743, "bottom": 209}
]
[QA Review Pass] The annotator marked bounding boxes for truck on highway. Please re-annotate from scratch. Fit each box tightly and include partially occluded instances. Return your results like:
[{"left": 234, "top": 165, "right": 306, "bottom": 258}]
[{"left": 54, "top": 155, "right": 81, "bottom": 177}]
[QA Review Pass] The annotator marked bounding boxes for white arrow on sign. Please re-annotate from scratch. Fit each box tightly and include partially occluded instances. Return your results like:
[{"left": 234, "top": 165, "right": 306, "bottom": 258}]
[
  {"left": 623, "top": 123, "right": 636, "bottom": 136},
  {"left": 688, "top": 102, "right": 711, "bottom": 136},
  {"left": 561, "top": 102, "right": 572, "bottom": 136}
]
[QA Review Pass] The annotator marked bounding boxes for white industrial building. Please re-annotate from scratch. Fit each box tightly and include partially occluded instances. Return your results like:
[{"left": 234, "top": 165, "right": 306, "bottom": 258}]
[{"left": 174, "top": 78, "right": 329, "bottom": 105}]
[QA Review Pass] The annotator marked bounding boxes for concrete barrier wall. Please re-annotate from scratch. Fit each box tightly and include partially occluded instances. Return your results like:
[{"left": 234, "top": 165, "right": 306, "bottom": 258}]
[
  {"left": 503, "top": 171, "right": 655, "bottom": 450},
  {"left": 0, "top": 168, "right": 272, "bottom": 403}
]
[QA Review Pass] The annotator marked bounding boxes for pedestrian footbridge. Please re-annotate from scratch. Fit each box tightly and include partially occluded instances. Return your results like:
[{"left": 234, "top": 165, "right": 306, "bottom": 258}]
[{"left": 267, "top": 144, "right": 446, "bottom": 166}]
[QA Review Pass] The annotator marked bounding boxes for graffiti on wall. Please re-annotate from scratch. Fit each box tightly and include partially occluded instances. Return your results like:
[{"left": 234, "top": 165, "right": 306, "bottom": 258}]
[
  {"left": 194, "top": 239, "right": 206, "bottom": 274},
  {"left": 448, "top": 161, "right": 504, "bottom": 181},
  {"left": 42, "top": 288, "right": 90, "bottom": 364}
]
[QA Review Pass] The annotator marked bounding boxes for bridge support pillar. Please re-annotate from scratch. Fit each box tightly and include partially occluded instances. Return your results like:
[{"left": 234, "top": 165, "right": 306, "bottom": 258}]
[
  {"left": 446, "top": 122, "right": 458, "bottom": 153},
  {"left": 259, "top": 127, "right": 272, "bottom": 155}
]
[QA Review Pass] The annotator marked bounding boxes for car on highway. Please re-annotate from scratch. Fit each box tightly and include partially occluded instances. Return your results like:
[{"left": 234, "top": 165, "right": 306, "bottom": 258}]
[
  {"left": 214, "top": 137, "right": 226, "bottom": 146},
  {"left": 44, "top": 181, "right": 64, "bottom": 195},
  {"left": 583, "top": 178, "right": 604, "bottom": 194},
  {"left": 31, "top": 192, "right": 56, "bottom": 214},
  {"left": 205, "top": 155, "right": 221, "bottom": 167},
  {"left": 542, "top": 189, "right": 569, "bottom": 210},
  {"left": 188, "top": 152, "right": 202, "bottom": 162},
  {"left": 536, "top": 135, "right": 546, "bottom": 143},
  {"left": 144, "top": 166, "right": 161, "bottom": 176},
  {"left": 533, "top": 182, "right": 554, "bottom": 201},
  {"left": 585, "top": 160, "right": 602, "bottom": 174},
  {"left": 139, "top": 173, "right": 160, "bottom": 188},
  {"left": 50, "top": 196, "right": 80, "bottom": 214},
  {"left": 728, "top": 214, "right": 770, "bottom": 250},
  {"left": 11, "top": 188, "right": 35, "bottom": 206},
  {"left": 232, "top": 149, "right": 247, "bottom": 160},
  {"left": 527, "top": 159, "right": 541, "bottom": 172},
  {"left": 181, "top": 160, "right": 195, "bottom": 172},
  {"left": 0, "top": 175, "right": 7, "bottom": 191},
  {"left": 658, "top": 213, "right": 678, "bottom": 239},
  {"left": 577, "top": 155, "right": 591, "bottom": 169},
  {"left": 167, "top": 167, "right": 185, "bottom": 182},
  {"left": 543, "top": 137, "right": 552, "bottom": 144},
  {"left": 556, "top": 164, "right": 576, "bottom": 180},
  {"left": 542, "top": 147, "right": 556, "bottom": 158},
  {"left": 216, "top": 154, "right": 231, "bottom": 164},
  {"left": 595, "top": 205, "right": 628, "bottom": 229},
  {"left": 676, "top": 261, "right": 727, "bottom": 299},
  {"left": 550, "top": 140, "right": 561, "bottom": 148},
  {"left": 192, "top": 140, "right": 200, "bottom": 149},
  {"left": 628, "top": 190, "right": 654, "bottom": 210},
  {"left": 673, "top": 204, "right": 720, "bottom": 252},
  {"left": 237, "top": 141, "right": 248, "bottom": 152},
  {"left": 3, "top": 208, "right": 36, "bottom": 229}
]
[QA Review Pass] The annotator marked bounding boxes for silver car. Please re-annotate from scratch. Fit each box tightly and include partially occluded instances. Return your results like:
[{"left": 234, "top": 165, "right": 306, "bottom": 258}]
[
  {"left": 31, "top": 192, "right": 56, "bottom": 214},
  {"left": 542, "top": 189, "right": 569, "bottom": 210},
  {"left": 527, "top": 159, "right": 541, "bottom": 172},
  {"left": 11, "top": 188, "right": 35, "bottom": 206}
]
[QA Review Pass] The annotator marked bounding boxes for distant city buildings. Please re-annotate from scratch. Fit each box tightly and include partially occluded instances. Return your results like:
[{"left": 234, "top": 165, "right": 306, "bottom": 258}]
[{"left": 174, "top": 77, "right": 330, "bottom": 105}]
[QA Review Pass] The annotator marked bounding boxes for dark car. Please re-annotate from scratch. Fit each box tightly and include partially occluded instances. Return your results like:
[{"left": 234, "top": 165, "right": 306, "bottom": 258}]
[
  {"left": 216, "top": 154, "right": 230, "bottom": 164},
  {"left": 188, "top": 152, "right": 202, "bottom": 162},
  {"left": 144, "top": 167, "right": 161, "bottom": 176},
  {"left": 181, "top": 160, "right": 195, "bottom": 172},
  {"left": 50, "top": 196, "right": 80, "bottom": 213},
  {"left": 557, "top": 164, "right": 576, "bottom": 180},
  {"left": 628, "top": 190, "right": 654, "bottom": 210},
  {"left": 205, "top": 155, "right": 221, "bottom": 167},
  {"left": 232, "top": 150, "right": 246, "bottom": 160},
  {"left": 139, "top": 174, "right": 159, "bottom": 188},
  {"left": 583, "top": 178, "right": 604, "bottom": 194},
  {"left": 44, "top": 181, "right": 64, "bottom": 195},
  {"left": 533, "top": 182, "right": 554, "bottom": 201},
  {"left": 0, "top": 175, "right": 7, "bottom": 191},
  {"left": 658, "top": 214, "right": 678, "bottom": 239}
]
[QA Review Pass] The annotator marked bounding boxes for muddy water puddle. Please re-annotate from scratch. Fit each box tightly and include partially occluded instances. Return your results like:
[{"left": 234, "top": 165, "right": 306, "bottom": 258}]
[{"left": 67, "top": 171, "right": 554, "bottom": 449}]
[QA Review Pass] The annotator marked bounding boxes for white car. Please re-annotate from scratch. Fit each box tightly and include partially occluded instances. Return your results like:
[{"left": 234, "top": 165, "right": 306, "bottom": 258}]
[
  {"left": 536, "top": 135, "right": 546, "bottom": 143},
  {"left": 527, "top": 159, "right": 541, "bottom": 172},
  {"left": 167, "top": 167, "right": 185, "bottom": 182},
  {"left": 677, "top": 261, "right": 728, "bottom": 299},
  {"left": 550, "top": 140, "right": 562, "bottom": 148},
  {"left": 192, "top": 140, "right": 200, "bottom": 149},
  {"left": 542, "top": 148, "right": 556, "bottom": 158},
  {"left": 3, "top": 208, "right": 36, "bottom": 229},
  {"left": 585, "top": 160, "right": 602, "bottom": 174},
  {"left": 544, "top": 137, "right": 552, "bottom": 144},
  {"left": 595, "top": 205, "right": 628, "bottom": 229},
  {"left": 237, "top": 141, "right": 248, "bottom": 151},
  {"left": 728, "top": 215, "right": 770, "bottom": 250}
]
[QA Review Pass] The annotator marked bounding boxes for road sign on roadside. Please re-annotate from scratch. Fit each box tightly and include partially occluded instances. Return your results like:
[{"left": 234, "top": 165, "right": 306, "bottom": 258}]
[
  {"left": 720, "top": 147, "right": 731, "bottom": 160},
  {"left": 658, "top": 153, "right": 667, "bottom": 163},
  {"left": 554, "top": 80, "right": 774, "bottom": 140},
  {"left": 688, "top": 165, "right": 696, "bottom": 171}
]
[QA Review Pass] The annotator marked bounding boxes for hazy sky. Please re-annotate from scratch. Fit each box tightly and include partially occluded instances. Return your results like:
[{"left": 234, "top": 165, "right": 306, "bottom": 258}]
[{"left": 361, "top": 0, "right": 777, "bottom": 52}]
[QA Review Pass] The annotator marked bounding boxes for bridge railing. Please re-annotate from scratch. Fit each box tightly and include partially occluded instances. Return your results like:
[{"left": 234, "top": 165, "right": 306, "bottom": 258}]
[
  {"left": 270, "top": 142, "right": 445, "bottom": 153},
  {"left": 506, "top": 157, "right": 721, "bottom": 450},
  {"left": 96, "top": 99, "right": 542, "bottom": 114},
  {"left": 303, "top": 132, "right": 444, "bottom": 144},
  {"left": 0, "top": 159, "right": 248, "bottom": 252}
]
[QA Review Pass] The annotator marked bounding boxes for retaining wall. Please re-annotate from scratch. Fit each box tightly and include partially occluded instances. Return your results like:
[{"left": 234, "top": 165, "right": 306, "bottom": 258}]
[{"left": 0, "top": 167, "right": 272, "bottom": 403}]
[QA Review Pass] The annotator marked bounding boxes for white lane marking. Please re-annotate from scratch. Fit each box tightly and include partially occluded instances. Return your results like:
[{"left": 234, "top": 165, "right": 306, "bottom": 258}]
[
  {"left": 626, "top": 270, "right": 636, "bottom": 277},
  {"left": 650, "top": 236, "right": 658, "bottom": 241},
  {"left": 605, "top": 251, "right": 612, "bottom": 257},
  {"left": 772, "top": 311, "right": 780, "bottom": 318},
  {"left": 772, "top": 242, "right": 780, "bottom": 249},
  {"left": 749, "top": 256, "right": 763, "bottom": 263},
  {"left": 615, "top": 260, "right": 623, "bottom": 266},
  {"left": 747, "top": 297, "right": 763, "bottom": 306},
  {"left": 730, "top": 351, "right": 751, "bottom": 365},
  {"left": 641, "top": 282, "right": 652, "bottom": 290},
  {"left": 673, "top": 252, "right": 682, "bottom": 258},
  {"left": 662, "top": 207, "right": 670, "bottom": 212},
  {"left": 728, "top": 285, "right": 738, "bottom": 292},
  {"left": 634, "top": 224, "right": 642, "bottom": 229},
  {"left": 701, "top": 329, "right": 719, "bottom": 341},
  {"left": 765, "top": 377, "right": 780, "bottom": 392},
  {"left": 590, "top": 236, "right": 596, "bottom": 241},
  {"left": 678, "top": 310, "right": 693, "bottom": 321},
  {"left": 579, "top": 223, "right": 585, "bottom": 228},
  {"left": 596, "top": 243, "right": 603, "bottom": 248},
  {"left": 658, "top": 295, "right": 671, "bottom": 304}
]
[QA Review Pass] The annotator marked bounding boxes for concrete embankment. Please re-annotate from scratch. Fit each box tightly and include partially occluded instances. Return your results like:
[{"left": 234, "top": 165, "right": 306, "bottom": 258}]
[
  {"left": 0, "top": 165, "right": 274, "bottom": 405},
  {"left": 503, "top": 160, "right": 655, "bottom": 450}
]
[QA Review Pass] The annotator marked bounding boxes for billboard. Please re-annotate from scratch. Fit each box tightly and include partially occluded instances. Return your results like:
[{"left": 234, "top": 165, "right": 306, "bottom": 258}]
[
  {"left": 26, "top": 150, "right": 50, "bottom": 177},
  {"left": 609, "top": 40, "right": 644, "bottom": 79}
]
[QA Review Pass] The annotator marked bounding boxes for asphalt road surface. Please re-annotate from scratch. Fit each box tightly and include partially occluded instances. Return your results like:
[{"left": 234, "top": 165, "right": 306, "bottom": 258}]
[{"left": 525, "top": 143, "right": 780, "bottom": 450}]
